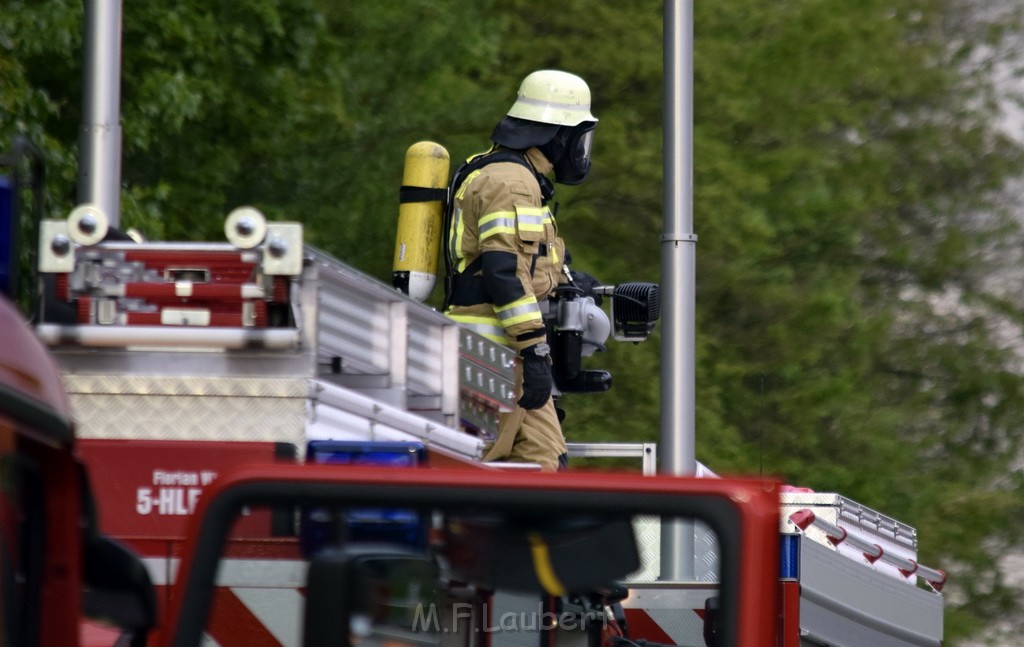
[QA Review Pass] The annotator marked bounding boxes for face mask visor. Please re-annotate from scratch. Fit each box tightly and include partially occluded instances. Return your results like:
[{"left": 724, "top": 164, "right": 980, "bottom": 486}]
[{"left": 554, "top": 122, "right": 597, "bottom": 185}]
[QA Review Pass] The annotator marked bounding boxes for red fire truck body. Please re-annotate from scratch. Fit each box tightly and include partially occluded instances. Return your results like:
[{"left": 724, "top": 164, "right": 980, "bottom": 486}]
[
  {"left": 15, "top": 215, "right": 947, "bottom": 647},
  {"left": 4, "top": 288, "right": 787, "bottom": 647}
]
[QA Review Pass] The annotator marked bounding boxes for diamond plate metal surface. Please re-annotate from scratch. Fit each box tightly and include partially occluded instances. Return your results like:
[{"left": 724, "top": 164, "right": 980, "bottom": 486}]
[
  {"left": 69, "top": 375, "right": 308, "bottom": 446},
  {"left": 627, "top": 518, "right": 720, "bottom": 583},
  {"left": 64, "top": 374, "right": 309, "bottom": 398},
  {"left": 629, "top": 515, "right": 661, "bottom": 582},
  {"left": 694, "top": 521, "right": 720, "bottom": 583}
]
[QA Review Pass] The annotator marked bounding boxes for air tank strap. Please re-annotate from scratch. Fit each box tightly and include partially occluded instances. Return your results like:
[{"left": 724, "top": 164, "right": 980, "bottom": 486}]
[{"left": 399, "top": 186, "right": 448, "bottom": 203}]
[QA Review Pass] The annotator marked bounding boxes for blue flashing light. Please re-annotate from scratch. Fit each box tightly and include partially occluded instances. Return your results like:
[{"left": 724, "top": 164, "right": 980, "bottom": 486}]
[
  {"left": 300, "top": 441, "right": 428, "bottom": 557},
  {"left": 780, "top": 534, "right": 800, "bottom": 580},
  {"left": 308, "top": 440, "right": 426, "bottom": 467}
]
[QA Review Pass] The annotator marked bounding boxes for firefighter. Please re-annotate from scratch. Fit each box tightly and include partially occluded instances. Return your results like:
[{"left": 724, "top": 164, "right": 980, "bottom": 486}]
[{"left": 444, "top": 69, "right": 598, "bottom": 472}]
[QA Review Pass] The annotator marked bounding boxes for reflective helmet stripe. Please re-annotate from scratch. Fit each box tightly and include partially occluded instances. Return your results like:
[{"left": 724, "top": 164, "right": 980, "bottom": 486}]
[{"left": 514, "top": 94, "right": 593, "bottom": 115}]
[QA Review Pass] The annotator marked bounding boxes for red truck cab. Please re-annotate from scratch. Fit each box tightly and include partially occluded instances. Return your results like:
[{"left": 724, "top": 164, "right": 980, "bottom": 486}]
[{"left": 0, "top": 295, "right": 155, "bottom": 646}]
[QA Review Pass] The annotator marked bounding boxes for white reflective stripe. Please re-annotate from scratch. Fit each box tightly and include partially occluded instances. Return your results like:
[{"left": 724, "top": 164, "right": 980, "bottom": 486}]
[
  {"left": 514, "top": 94, "right": 593, "bottom": 113},
  {"left": 479, "top": 212, "right": 516, "bottom": 240},
  {"left": 140, "top": 557, "right": 308, "bottom": 587},
  {"left": 218, "top": 558, "right": 309, "bottom": 587},
  {"left": 141, "top": 557, "right": 306, "bottom": 647},
  {"left": 516, "top": 211, "right": 545, "bottom": 236},
  {"left": 200, "top": 633, "right": 222, "bottom": 647},
  {"left": 496, "top": 299, "right": 541, "bottom": 326},
  {"left": 233, "top": 587, "right": 305, "bottom": 647},
  {"left": 515, "top": 207, "right": 546, "bottom": 228},
  {"left": 141, "top": 556, "right": 174, "bottom": 586},
  {"left": 641, "top": 608, "right": 705, "bottom": 645}
]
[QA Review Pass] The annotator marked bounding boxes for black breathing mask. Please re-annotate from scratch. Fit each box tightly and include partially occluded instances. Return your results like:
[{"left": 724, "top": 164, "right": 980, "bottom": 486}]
[{"left": 540, "top": 121, "right": 597, "bottom": 185}]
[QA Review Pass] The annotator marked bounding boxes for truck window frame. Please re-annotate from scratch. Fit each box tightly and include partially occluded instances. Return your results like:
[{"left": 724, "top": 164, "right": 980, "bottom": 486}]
[{"left": 162, "top": 465, "right": 780, "bottom": 647}]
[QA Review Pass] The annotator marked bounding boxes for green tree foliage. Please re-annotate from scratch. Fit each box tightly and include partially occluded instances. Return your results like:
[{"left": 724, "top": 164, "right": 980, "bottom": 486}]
[
  {"left": 3, "top": 0, "right": 1024, "bottom": 642},
  {"left": 498, "top": 0, "right": 1024, "bottom": 642},
  {"left": 1, "top": 0, "right": 504, "bottom": 265}
]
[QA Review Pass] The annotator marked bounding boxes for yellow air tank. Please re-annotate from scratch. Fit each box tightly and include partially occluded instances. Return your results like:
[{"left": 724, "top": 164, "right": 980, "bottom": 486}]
[{"left": 392, "top": 141, "right": 450, "bottom": 302}]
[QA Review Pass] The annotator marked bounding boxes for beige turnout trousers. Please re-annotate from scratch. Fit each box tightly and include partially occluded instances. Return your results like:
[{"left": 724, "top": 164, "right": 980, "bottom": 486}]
[{"left": 482, "top": 361, "right": 566, "bottom": 472}]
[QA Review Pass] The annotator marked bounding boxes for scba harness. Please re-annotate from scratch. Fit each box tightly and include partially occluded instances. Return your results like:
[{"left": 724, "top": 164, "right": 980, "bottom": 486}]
[{"left": 441, "top": 149, "right": 555, "bottom": 311}]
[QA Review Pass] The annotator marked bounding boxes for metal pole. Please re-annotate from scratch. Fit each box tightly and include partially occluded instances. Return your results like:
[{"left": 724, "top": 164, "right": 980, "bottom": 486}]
[
  {"left": 78, "top": 0, "right": 123, "bottom": 228},
  {"left": 659, "top": 0, "right": 697, "bottom": 581}
]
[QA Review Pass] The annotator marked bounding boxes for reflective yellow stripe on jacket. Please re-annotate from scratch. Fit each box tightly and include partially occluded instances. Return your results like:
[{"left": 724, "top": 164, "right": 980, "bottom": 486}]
[
  {"left": 444, "top": 312, "right": 506, "bottom": 344},
  {"left": 496, "top": 295, "right": 542, "bottom": 328},
  {"left": 479, "top": 211, "right": 517, "bottom": 241},
  {"left": 450, "top": 169, "right": 484, "bottom": 273},
  {"left": 515, "top": 206, "right": 547, "bottom": 236}
]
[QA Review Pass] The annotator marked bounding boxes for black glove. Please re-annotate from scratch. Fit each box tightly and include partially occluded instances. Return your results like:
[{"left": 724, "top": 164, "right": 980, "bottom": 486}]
[
  {"left": 570, "top": 270, "right": 603, "bottom": 306},
  {"left": 518, "top": 343, "right": 553, "bottom": 410}
]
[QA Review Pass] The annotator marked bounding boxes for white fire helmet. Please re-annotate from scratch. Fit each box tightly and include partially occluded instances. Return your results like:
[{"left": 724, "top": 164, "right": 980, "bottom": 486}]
[{"left": 506, "top": 70, "right": 598, "bottom": 127}]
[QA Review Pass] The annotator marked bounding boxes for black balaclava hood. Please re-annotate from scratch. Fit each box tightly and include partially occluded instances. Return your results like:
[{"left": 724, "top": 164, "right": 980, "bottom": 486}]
[{"left": 491, "top": 116, "right": 561, "bottom": 150}]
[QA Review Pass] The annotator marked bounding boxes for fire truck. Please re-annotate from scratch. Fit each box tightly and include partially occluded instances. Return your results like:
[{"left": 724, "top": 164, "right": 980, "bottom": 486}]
[
  {"left": 0, "top": 289, "right": 783, "bottom": 647},
  {"left": 0, "top": 2, "right": 947, "bottom": 645},
  {"left": 0, "top": 275, "right": 946, "bottom": 647},
  {"left": 2, "top": 173, "right": 947, "bottom": 647}
]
